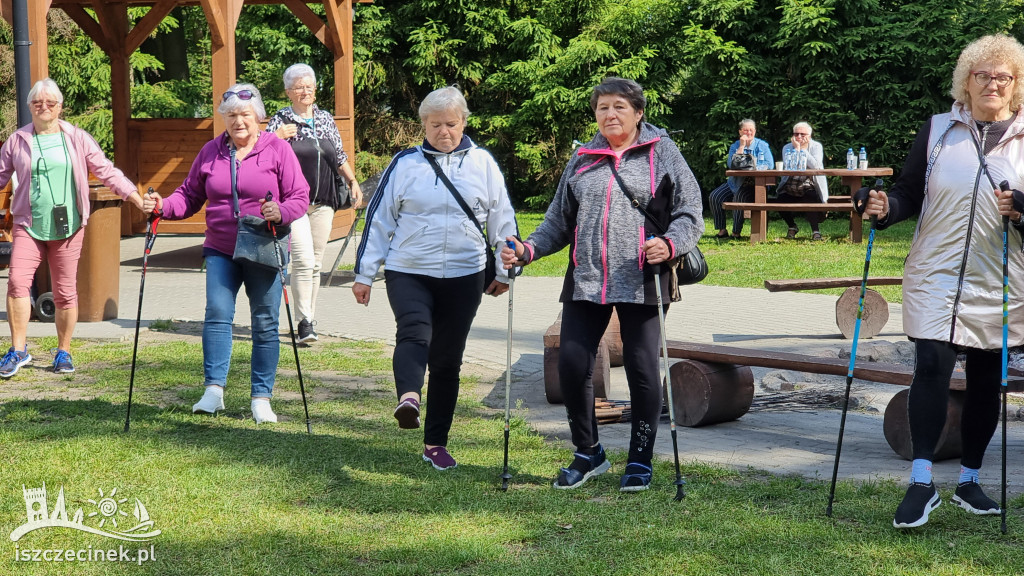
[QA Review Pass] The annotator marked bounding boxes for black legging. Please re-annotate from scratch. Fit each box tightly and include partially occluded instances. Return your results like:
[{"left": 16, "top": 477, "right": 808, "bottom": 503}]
[
  {"left": 385, "top": 269, "right": 483, "bottom": 447},
  {"left": 908, "top": 339, "right": 1001, "bottom": 469},
  {"left": 558, "top": 300, "right": 665, "bottom": 466}
]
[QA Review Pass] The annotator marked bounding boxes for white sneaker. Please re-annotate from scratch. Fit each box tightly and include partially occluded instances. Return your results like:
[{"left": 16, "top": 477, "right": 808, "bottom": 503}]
[
  {"left": 192, "top": 386, "right": 225, "bottom": 414},
  {"left": 251, "top": 399, "right": 278, "bottom": 424}
]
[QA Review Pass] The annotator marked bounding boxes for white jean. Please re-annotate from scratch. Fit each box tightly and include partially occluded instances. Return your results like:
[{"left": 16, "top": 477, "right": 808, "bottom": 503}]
[{"left": 289, "top": 204, "right": 335, "bottom": 323}]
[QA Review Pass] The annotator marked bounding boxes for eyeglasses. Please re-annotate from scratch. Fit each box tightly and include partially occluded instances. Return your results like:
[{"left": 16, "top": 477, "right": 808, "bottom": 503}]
[
  {"left": 971, "top": 71, "right": 1015, "bottom": 88},
  {"left": 31, "top": 100, "right": 60, "bottom": 109},
  {"left": 222, "top": 90, "right": 255, "bottom": 102},
  {"left": 288, "top": 86, "right": 315, "bottom": 93},
  {"left": 793, "top": 132, "right": 810, "bottom": 137}
]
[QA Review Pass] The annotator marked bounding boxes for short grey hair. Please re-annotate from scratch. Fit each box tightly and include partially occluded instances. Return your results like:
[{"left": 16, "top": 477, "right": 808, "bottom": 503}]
[
  {"left": 283, "top": 63, "right": 316, "bottom": 91},
  {"left": 27, "top": 78, "right": 63, "bottom": 107},
  {"left": 218, "top": 83, "right": 266, "bottom": 122},
  {"left": 418, "top": 86, "right": 470, "bottom": 121},
  {"left": 793, "top": 121, "right": 813, "bottom": 136},
  {"left": 739, "top": 118, "right": 756, "bottom": 130}
]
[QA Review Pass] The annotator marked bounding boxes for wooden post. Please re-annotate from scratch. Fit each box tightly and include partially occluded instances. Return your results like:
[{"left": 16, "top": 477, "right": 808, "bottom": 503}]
[
  {"left": 27, "top": 0, "right": 50, "bottom": 82},
  {"left": 201, "top": 0, "right": 244, "bottom": 135}
]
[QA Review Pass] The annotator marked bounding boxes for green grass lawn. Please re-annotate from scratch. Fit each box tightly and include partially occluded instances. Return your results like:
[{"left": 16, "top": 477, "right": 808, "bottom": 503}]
[{"left": 2, "top": 332, "right": 1023, "bottom": 575}]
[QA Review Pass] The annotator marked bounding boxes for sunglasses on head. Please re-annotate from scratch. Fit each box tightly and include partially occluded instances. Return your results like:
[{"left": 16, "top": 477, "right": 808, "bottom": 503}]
[{"left": 222, "top": 90, "right": 255, "bottom": 102}]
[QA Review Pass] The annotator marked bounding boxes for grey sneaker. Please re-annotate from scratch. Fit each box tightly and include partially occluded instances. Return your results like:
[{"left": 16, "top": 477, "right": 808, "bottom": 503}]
[
  {"left": 0, "top": 347, "right": 31, "bottom": 378},
  {"left": 297, "top": 319, "right": 317, "bottom": 343},
  {"left": 952, "top": 481, "right": 1000, "bottom": 515}
]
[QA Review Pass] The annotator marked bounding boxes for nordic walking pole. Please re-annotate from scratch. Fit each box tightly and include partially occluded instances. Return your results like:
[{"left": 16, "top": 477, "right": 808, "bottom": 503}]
[
  {"left": 826, "top": 178, "right": 883, "bottom": 517},
  {"left": 501, "top": 240, "right": 517, "bottom": 491},
  {"left": 266, "top": 192, "right": 312, "bottom": 434},
  {"left": 326, "top": 206, "right": 363, "bottom": 287},
  {"left": 124, "top": 188, "right": 161, "bottom": 433},
  {"left": 649, "top": 240, "right": 685, "bottom": 501},
  {"left": 999, "top": 179, "right": 1011, "bottom": 534}
]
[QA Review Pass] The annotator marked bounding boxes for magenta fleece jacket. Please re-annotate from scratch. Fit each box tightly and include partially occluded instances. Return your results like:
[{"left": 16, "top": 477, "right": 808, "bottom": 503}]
[
  {"left": 0, "top": 120, "right": 138, "bottom": 229},
  {"left": 161, "top": 131, "right": 310, "bottom": 256}
]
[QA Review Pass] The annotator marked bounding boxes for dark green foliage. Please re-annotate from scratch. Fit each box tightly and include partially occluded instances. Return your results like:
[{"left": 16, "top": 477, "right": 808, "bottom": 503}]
[{"left": 10, "top": 1, "right": 1024, "bottom": 203}]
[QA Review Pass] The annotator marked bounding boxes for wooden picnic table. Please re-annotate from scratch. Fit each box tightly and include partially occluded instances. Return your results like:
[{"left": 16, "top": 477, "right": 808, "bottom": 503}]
[{"left": 724, "top": 167, "right": 894, "bottom": 244}]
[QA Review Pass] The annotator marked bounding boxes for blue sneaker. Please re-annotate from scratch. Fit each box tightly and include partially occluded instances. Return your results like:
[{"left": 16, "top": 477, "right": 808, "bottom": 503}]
[
  {"left": 553, "top": 445, "right": 610, "bottom": 489},
  {"left": 0, "top": 347, "right": 32, "bottom": 378},
  {"left": 52, "top": 349, "right": 75, "bottom": 374},
  {"left": 619, "top": 462, "right": 653, "bottom": 492}
]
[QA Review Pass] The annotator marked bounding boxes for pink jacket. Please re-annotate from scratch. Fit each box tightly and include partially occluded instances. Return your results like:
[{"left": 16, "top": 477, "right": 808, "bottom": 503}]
[{"left": 0, "top": 120, "right": 138, "bottom": 228}]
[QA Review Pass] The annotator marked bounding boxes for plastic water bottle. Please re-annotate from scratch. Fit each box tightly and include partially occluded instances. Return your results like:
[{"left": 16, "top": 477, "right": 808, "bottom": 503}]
[
  {"left": 783, "top": 149, "right": 791, "bottom": 170},
  {"left": 858, "top": 147, "right": 868, "bottom": 170},
  {"left": 798, "top": 150, "right": 808, "bottom": 170},
  {"left": 846, "top": 148, "right": 856, "bottom": 170},
  {"left": 756, "top": 149, "right": 765, "bottom": 168}
]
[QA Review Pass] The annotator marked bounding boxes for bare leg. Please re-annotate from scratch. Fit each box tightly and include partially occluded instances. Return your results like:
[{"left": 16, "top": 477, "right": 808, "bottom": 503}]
[
  {"left": 7, "top": 295, "right": 31, "bottom": 350},
  {"left": 55, "top": 306, "right": 77, "bottom": 351}
]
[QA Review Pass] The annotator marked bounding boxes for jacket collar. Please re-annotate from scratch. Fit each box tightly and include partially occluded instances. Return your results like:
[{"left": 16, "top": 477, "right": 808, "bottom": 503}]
[
  {"left": 577, "top": 122, "right": 664, "bottom": 157},
  {"left": 421, "top": 134, "right": 474, "bottom": 155}
]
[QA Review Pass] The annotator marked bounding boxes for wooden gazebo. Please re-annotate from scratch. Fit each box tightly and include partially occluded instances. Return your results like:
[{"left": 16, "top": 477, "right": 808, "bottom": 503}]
[{"left": 0, "top": 0, "right": 361, "bottom": 237}]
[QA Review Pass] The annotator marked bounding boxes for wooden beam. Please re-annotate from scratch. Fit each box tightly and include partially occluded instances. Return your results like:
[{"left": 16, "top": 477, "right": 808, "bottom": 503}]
[
  {"left": 201, "top": 0, "right": 243, "bottom": 134},
  {"left": 61, "top": 5, "right": 112, "bottom": 53},
  {"left": 280, "top": 0, "right": 333, "bottom": 52},
  {"left": 125, "top": 0, "right": 176, "bottom": 53},
  {"left": 764, "top": 277, "right": 904, "bottom": 292},
  {"left": 28, "top": 0, "right": 52, "bottom": 81},
  {"left": 0, "top": 0, "right": 11, "bottom": 26},
  {"left": 323, "top": 0, "right": 353, "bottom": 119}
]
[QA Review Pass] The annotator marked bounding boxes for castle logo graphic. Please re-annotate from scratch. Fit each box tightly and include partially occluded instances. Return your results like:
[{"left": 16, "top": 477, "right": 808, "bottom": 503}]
[{"left": 10, "top": 483, "right": 162, "bottom": 542}]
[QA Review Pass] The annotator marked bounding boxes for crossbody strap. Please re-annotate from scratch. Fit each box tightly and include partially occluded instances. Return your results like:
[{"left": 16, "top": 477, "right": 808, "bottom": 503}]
[
  {"left": 608, "top": 158, "right": 666, "bottom": 236},
  {"left": 424, "top": 151, "right": 487, "bottom": 241},
  {"left": 230, "top": 145, "right": 240, "bottom": 219}
]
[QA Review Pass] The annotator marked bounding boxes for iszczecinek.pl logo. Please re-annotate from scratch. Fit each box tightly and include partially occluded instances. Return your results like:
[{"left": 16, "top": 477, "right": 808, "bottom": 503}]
[{"left": 10, "top": 483, "right": 161, "bottom": 542}]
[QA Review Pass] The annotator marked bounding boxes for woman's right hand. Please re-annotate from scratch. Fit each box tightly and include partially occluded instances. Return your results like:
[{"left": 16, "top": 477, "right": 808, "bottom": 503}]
[
  {"left": 142, "top": 190, "right": 162, "bottom": 214},
  {"left": 352, "top": 282, "right": 371, "bottom": 306},
  {"left": 738, "top": 134, "right": 753, "bottom": 150},
  {"left": 501, "top": 236, "right": 524, "bottom": 269},
  {"left": 275, "top": 124, "right": 298, "bottom": 140},
  {"left": 862, "top": 189, "right": 890, "bottom": 219}
]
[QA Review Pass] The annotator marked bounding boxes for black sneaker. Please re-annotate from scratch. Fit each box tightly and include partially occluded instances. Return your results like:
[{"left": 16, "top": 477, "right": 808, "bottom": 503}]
[
  {"left": 553, "top": 446, "right": 610, "bottom": 490},
  {"left": 297, "top": 319, "right": 317, "bottom": 343},
  {"left": 893, "top": 482, "right": 941, "bottom": 528},
  {"left": 952, "top": 481, "right": 1000, "bottom": 515}
]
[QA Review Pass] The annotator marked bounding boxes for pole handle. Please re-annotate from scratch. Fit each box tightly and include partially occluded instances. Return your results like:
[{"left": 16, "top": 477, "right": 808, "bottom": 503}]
[{"left": 1001, "top": 180, "right": 1012, "bottom": 226}]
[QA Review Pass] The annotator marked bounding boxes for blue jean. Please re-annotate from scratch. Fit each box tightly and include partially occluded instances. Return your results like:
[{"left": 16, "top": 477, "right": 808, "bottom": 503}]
[{"left": 202, "top": 249, "right": 282, "bottom": 398}]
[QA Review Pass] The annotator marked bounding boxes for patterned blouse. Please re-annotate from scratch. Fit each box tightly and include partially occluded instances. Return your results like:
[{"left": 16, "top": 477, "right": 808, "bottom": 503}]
[{"left": 266, "top": 105, "right": 348, "bottom": 167}]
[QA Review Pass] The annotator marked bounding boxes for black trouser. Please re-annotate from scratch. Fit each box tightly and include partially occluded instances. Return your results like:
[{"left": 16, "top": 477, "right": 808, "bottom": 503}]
[
  {"left": 559, "top": 300, "right": 665, "bottom": 466},
  {"left": 775, "top": 191, "right": 824, "bottom": 232},
  {"left": 908, "top": 339, "right": 1001, "bottom": 469},
  {"left": 385, "top": 270, "right": 483, "bottom": 447}
]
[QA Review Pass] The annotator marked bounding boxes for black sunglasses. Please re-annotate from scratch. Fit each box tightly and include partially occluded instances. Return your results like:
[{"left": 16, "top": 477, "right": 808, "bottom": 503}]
[{"left": 222, "top": 89, "right": 255, "bottom": 102}]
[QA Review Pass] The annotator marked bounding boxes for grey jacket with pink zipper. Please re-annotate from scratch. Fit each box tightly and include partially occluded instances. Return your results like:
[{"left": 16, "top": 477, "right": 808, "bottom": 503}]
[{"left": 522, "top": 123, "right": 703, "bottom": 305}]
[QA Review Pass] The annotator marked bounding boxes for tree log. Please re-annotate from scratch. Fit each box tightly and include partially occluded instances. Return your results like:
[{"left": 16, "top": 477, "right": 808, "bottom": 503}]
[
  {"left": 835, "top": 286, "right": 889, "bottom": 339},
  {"left": 668, "top": 360, "right": 754, "bottom": 427},
  {"left": 883, "top": 388, "right": 963, "bottom": 461}
]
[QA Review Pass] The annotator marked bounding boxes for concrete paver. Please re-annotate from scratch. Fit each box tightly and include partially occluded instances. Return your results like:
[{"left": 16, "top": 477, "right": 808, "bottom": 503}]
[{"left": 8, "top": 233, "right": 1022, "bottom": 495}]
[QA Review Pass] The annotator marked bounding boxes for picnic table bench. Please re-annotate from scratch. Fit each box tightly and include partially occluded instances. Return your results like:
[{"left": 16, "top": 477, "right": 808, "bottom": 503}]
[
  {"left": 764, "top": 277, "right": 904, "bottom": 339},
  {"left": 724, "top": 168, "right": 893, "bottom": 244}
]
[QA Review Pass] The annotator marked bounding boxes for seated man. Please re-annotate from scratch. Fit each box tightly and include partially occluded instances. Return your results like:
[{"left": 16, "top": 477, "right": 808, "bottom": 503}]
[
  {"left": 709, "top": 118, "right": 774, "bottom": 238},
  {"left": 774, "top": 121, "right": 828, "bottom": 241}
]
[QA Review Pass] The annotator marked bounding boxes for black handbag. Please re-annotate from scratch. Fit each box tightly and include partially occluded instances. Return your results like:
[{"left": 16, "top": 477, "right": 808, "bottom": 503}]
[
  {"left": 608, "top": 162, "right": 708, "bottom": 301},
  {"left": 423, "top": 152, "right": 496, "bottom": 291},
  {"left": 229, "top": 146, "right": 289, "bottom": 270},
  {"left": 334, "top": 172, "right": 352, "bottom": 210},
  {"left": 730, "top": 151, "right": 756, "bottom": 170}
]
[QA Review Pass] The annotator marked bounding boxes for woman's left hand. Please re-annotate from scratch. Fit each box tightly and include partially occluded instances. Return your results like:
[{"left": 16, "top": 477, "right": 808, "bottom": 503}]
[
  {"left": 351, "top": 181, "right": 363, "bottom": 208},
  {"left": 643, "top": 236, "right": 671, "bottom": 265},
  {"left": 485, "top": 279, "right": 509, "bottom": 297},
  {"left": 261, "top": 200, "right": 282, "bottom": 223},
  {"left": 996, "top": 186, "right": 1024, "bottom": 223}
]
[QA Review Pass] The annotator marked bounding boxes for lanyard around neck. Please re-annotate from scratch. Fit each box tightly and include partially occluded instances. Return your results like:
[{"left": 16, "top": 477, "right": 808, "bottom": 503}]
[{"left": 33, "top": 131, "right": 71, "bottom": 206}]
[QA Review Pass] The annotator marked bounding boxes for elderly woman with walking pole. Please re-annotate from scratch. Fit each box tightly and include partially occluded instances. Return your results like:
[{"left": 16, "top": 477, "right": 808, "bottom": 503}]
[
  {"left": 0, "top": 78, "right": 147, "bottom": 378},
  {"left": 502, "top": 77, "right": 703, "bottom": 493},
  {"left": 857, "top": 34, "right": 1024, "bottom": 529},
  {"left": 151, "top": 84, "right": 309, "bottom": 424},
  {"left": 352, "top": 86, "right": 518, "bottom": 471}
]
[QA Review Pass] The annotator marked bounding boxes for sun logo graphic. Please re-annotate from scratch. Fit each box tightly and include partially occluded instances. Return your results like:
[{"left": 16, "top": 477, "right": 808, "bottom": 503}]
[{"left": 10, "top": 483, "right": 161, "bottom": 542}]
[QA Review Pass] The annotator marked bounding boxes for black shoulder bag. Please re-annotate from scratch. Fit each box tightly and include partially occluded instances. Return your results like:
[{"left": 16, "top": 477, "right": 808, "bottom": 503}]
[
  {"left": 608, "top": 161, "right": 708, "bottom": 301},
  {"left": 423, "top": 152, "right": 496, "bottom": 291},
  {"left": 230, "top": 146, "right": 290, "bottom": 270}
]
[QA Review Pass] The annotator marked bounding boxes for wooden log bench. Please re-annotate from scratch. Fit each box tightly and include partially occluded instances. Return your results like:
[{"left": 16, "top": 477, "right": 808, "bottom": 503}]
[
  {"left": 764, "top": 277, "right": 903, "bottom": 339},
  {"left": 663, "top": 341, "right": 1024, "bottom": 461},
  {"left": 722, "top": 200, "right": 862, "bottom": 242}
]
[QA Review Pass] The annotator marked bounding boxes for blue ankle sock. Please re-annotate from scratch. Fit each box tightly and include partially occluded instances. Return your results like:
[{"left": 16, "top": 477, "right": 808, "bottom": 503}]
[
  {"left": 958, "top": 466, "right": 980, "bottom": 484},
  {"left": 910, "top": 459, "right": 933, "bottom": 484}
]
